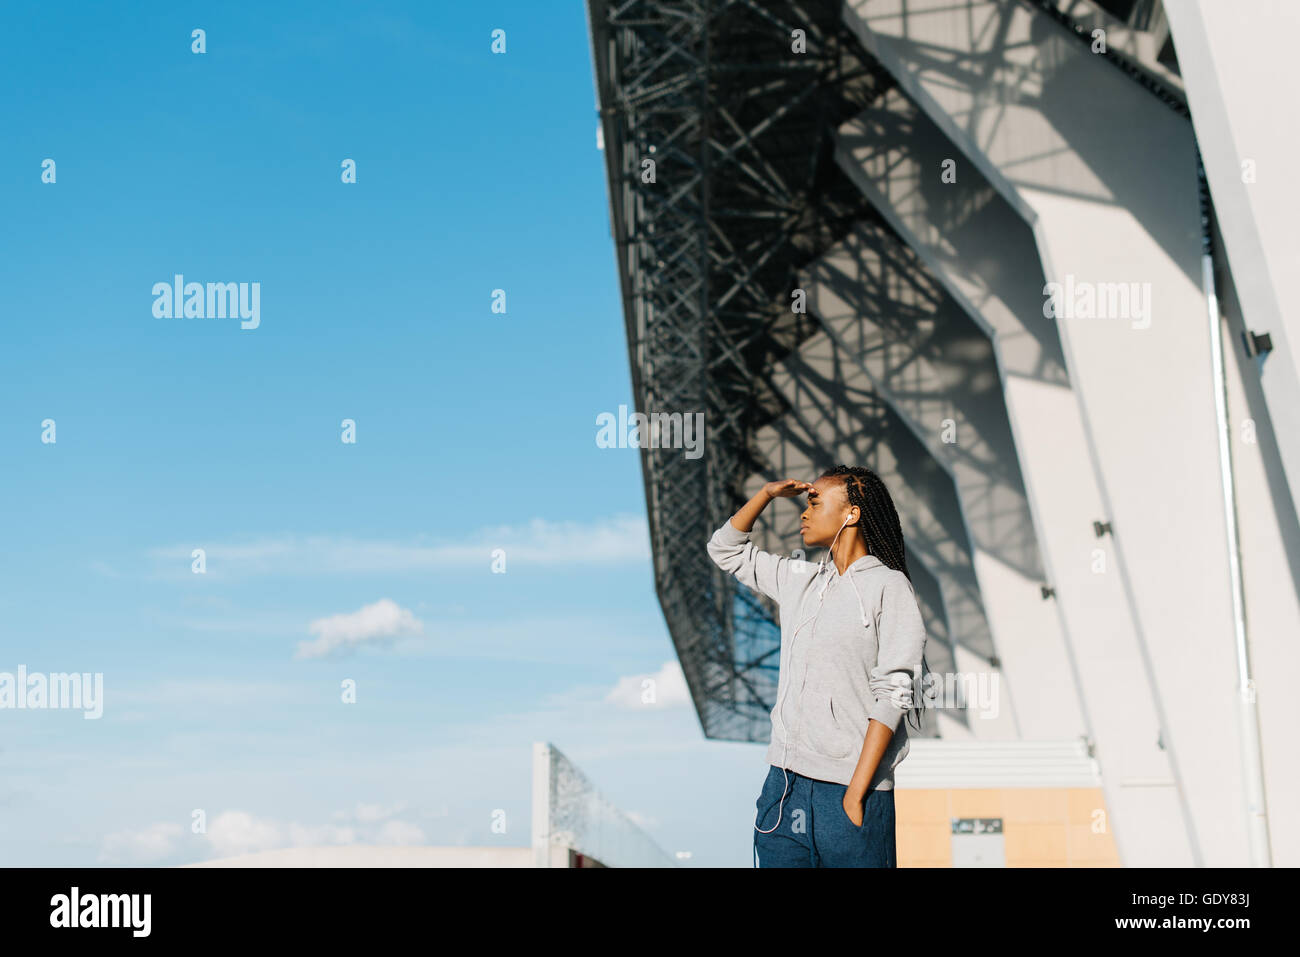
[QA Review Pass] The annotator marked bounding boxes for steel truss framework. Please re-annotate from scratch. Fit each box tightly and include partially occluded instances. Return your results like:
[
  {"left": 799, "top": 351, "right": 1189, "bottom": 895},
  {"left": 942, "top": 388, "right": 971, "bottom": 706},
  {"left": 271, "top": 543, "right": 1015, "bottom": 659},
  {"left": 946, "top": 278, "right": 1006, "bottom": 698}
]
[
  {"left": 586, "top": 0, "right": 1196, "bottom": 746},
  {"left": 587, "top": 0, "right": 906, "bottom": 742}
]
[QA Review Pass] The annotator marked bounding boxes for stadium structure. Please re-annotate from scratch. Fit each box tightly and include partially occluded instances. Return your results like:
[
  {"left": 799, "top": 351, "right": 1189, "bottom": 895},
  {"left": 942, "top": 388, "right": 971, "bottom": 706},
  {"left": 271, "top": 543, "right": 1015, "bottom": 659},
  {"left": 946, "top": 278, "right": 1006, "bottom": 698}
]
[{"left": 587, "top": 0, "right": 1300, "bottom": 866}]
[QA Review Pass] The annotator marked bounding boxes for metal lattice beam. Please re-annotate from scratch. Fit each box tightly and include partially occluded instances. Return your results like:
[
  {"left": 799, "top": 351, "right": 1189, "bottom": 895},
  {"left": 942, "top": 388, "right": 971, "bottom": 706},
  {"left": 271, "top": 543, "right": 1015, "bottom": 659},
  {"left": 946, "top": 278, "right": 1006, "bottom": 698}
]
[{"left": 587, "top": 0, "right": 898, "bottom": 742}]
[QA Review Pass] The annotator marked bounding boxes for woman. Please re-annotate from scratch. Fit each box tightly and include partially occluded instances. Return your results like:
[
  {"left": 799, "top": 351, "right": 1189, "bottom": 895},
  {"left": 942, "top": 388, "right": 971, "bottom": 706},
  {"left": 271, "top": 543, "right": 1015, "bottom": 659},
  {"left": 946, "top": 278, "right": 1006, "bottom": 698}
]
[{"left": 706, "top": 464, "right": 929, "bottom": 867}]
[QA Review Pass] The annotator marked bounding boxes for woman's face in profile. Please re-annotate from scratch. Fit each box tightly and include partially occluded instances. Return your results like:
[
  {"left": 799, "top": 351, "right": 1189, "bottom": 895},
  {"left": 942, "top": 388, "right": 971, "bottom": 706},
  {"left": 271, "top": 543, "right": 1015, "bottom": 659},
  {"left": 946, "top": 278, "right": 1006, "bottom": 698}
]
[{"left": 799, "top": 479, "right": 848, "bottom": 548}]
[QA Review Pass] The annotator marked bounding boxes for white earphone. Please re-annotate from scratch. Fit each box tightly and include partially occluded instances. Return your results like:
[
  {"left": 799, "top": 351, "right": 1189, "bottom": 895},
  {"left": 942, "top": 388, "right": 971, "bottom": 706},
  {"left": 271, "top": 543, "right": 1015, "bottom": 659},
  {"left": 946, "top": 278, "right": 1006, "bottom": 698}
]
[{"left": 754, "top": 511, "right": 855, "bottom": 836}]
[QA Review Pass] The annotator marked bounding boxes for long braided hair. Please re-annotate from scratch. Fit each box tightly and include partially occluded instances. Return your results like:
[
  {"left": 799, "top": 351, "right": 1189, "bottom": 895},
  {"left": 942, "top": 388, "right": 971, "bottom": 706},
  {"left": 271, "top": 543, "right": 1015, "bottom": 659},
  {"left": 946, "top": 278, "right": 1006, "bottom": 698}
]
[{"left": 820, "top": 464, "right": 930, "bottom": 734}]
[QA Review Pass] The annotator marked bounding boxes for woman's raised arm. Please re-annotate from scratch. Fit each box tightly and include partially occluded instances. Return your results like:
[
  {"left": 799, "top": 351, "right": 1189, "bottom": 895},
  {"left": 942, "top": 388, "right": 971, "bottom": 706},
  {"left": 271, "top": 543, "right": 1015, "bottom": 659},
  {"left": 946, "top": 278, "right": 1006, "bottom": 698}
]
[{"left": 705, "top": 479, "right": 814, "bottom": 602}]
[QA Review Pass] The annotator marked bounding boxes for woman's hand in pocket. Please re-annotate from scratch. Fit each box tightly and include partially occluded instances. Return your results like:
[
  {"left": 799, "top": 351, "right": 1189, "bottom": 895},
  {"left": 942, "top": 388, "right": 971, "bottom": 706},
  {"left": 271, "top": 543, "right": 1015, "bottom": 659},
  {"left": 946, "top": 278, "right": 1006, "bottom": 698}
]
[{"left": 842, "top": 791, "right": 865, "bottom": 828}]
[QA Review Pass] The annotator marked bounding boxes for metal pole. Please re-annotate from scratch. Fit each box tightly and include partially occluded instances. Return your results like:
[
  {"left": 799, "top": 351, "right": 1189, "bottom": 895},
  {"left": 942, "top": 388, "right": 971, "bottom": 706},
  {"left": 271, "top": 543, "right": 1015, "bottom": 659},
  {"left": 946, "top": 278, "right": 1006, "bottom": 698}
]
[{"left": 1199, "top": 154, "right": 1272, "bottom": 866}]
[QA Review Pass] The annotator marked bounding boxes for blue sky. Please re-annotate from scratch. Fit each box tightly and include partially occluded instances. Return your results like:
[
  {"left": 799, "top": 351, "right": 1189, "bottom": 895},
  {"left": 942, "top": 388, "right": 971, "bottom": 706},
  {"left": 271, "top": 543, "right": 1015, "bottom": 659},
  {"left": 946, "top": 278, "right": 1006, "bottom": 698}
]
[{"left": 0, "top": 0, "right": 765, "bottom": 867}]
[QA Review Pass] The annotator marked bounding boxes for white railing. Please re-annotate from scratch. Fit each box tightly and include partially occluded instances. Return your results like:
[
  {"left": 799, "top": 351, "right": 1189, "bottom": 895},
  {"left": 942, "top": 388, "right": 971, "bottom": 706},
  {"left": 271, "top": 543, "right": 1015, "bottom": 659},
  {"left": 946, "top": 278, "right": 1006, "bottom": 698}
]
[{"left": 531, "top": 742, "right": 678, "bottom": 868}]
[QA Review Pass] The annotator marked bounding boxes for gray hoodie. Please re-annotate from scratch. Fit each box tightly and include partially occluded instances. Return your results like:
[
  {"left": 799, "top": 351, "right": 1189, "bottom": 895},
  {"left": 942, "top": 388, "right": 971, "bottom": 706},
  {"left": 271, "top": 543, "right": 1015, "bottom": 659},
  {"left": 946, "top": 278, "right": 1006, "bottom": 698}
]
[{"left": 707, "top": 518, "right": 927, "bottom": 791}]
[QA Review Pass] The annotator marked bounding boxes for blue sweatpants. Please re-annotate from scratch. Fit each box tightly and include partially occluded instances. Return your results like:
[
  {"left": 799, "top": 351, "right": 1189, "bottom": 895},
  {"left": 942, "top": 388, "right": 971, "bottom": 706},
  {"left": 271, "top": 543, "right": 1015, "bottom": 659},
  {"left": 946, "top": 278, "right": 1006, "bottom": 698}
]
[{"left": 753, "top": 764, "right": 897, "bottom": 867}]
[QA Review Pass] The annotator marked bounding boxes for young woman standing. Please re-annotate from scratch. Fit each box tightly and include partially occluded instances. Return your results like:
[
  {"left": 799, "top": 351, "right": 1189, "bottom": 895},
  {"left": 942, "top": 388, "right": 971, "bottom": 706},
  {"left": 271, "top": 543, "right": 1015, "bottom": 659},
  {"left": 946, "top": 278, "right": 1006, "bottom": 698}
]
[{"left": 706, "top": 464, "right": 929, "bottom": 867}]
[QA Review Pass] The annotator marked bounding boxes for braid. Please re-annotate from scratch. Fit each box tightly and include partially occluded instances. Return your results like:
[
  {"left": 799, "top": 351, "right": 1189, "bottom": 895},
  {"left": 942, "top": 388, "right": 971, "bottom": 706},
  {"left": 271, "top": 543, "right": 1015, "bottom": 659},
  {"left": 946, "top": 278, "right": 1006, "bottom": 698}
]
[
  {"left": 819, "top": 464, "right": 929, "bottom": 733},
  {"left": 819, "top": 465, "right": 909, "bottom": 579}
]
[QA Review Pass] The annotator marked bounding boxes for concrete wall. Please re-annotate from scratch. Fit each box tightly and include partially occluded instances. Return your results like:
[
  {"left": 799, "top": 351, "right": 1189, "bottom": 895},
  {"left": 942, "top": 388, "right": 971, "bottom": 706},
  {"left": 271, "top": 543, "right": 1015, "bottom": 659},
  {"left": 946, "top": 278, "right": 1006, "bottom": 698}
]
[{"left": 832, "top": 0, "right": 1299, "bottom": 865}]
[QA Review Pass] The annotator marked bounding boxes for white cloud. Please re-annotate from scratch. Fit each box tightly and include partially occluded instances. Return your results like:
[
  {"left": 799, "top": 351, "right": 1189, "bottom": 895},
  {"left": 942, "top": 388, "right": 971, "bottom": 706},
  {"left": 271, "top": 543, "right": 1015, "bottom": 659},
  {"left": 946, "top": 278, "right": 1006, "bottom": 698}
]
[
  {"left": 206, "top": 810, "right": 284, "bottom": 858},
  {"left": 99, "top": 804, "right": 433, "bottom": 863},
  {"left": 474, "top": 515, "right": 650, "bottom": 564},
  {"left": 112, "top": 678, "right": 312, "bottom": 707},
  {"left": 604, "top": 660, "right": 691, "bottom": 709},
  {"left": 99, "top": 822, "right": 184, "bottom": 863},
  {"left": 375, "top": 819, "right": 426, "bottom": 845},
  {"left": 287, "top": 822, "right": 357, "bottom": 846},
  {"left": 88, "top": 559, "right": 122, "bottom": 579},
  {"left": 295, "top": 598, "right": 424, "bottom": 660},
  {"left": 145, "top": 514, "right": 650, "bottom": 580},
  {"left": 352, "top": 800, "right": 408, "bottom": 823}
]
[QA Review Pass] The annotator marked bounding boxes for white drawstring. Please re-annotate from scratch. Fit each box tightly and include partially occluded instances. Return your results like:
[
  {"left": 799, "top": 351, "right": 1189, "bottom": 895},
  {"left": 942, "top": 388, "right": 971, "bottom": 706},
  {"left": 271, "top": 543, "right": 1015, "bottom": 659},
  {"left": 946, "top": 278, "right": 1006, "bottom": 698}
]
[
  {"left": 754, "top": 561, "right": 830, "bottom": 836},
  {"left": 847, "top": 573, "right": 871, "bottom": 629},
  {"left": 755, "top": 516, "right": 849, "bottom": 837}
]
